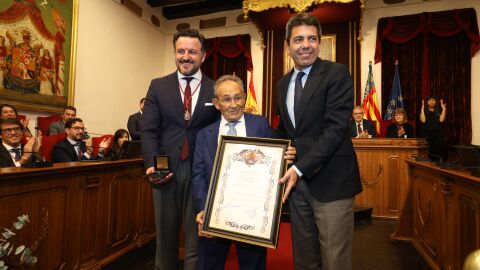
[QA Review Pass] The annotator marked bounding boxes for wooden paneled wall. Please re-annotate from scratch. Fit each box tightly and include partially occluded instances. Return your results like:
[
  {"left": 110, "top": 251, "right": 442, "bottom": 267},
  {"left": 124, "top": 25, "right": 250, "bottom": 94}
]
[
  {"left": 0, "top": 159, "right": 155, "bottom": 269},
  {"left": 392, "top": 161, "right": 480, "bottom": 270}
]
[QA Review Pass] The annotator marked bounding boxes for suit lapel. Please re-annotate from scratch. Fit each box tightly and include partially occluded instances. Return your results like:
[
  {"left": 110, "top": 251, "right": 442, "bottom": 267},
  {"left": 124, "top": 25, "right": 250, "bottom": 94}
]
[
  {"left": 168, "top": 73, "right": 185, "bottom": 122},
  {"left": 206, "top": 122, "right": 220, "bottom": 159},
  {"left": 0, "top": 144, "right": 15, "bottom": 167},
  {"left": 295, "top": 58, "right": 324, "bottom": 128},
  {"left": 280, "top": 71, "right": 295, "bottom": 130},
  {"left": 190, "top": 76, "right": 210, "bottom": 125}
]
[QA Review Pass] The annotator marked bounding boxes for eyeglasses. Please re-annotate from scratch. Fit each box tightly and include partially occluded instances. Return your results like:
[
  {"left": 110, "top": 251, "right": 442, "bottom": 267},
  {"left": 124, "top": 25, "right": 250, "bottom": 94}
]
[
  {"left": 70, "top": 126, "right": 86, "bottom": 131},
  {"left": 1, "top": 127, "right": 22, "bottom": 134},
  {"left": 216, "top": 94, "right": 245, "bottom": 104}
]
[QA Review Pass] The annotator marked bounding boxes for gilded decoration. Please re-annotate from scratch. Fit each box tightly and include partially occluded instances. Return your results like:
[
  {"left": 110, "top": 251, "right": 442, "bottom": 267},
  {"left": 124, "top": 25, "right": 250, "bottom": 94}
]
[{"left": 243, "top": 0, "right": 356, "bottom": 18}]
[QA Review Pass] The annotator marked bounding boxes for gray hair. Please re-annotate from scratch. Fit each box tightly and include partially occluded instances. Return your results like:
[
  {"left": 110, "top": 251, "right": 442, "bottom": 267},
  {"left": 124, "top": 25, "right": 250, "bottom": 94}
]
[{"left": 214, "top": 75, "right": 245, "bottom": 97}]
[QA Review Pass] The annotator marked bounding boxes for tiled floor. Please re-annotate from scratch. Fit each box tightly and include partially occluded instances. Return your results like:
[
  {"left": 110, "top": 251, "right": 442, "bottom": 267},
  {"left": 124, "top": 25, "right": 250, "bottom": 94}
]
[{"left": 103, "top": 219, "right": 431, "bottom": 270}]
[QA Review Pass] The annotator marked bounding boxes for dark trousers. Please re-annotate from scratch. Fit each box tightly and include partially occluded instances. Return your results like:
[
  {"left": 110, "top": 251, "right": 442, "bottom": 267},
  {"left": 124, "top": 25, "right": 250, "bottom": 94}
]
[
  {"left": 197, "top": 237, "right": 266, "bottom": 270},
  {"left": 152, "top": 160, "right": 198, "bottom": 270}
]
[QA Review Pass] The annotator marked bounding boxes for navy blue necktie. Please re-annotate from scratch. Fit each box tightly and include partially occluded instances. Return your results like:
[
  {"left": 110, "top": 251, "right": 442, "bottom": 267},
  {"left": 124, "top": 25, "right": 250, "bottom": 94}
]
[
  {"left": 11, "top": 148, "right": 21, "bottom": 162},
  {"left": 294, "top": 71, "right": 305, "bottom": 117}
]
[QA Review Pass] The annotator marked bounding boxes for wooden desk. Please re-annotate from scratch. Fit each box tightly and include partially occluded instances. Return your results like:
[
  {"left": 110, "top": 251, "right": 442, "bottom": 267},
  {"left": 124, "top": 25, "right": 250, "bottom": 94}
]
[
  {"left": 392, "top": 160, "right": 480, "bottom": 270},
  {"left": 353, "top": 138, "right": 427, "bottom": 219},
  {"left": 0, "top": 159, "right": 155, "bottom": 270}
]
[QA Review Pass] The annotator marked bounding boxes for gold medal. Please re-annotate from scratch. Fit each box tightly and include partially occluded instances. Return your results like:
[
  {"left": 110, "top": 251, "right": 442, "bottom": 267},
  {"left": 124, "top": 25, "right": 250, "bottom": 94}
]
[{"left": 184, "top": 110, "right": 191, "bottom": 121}]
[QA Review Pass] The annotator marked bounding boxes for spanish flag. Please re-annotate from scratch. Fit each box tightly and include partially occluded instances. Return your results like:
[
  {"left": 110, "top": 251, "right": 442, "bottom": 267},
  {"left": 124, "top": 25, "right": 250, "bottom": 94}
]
[
  {"left": 362, "top": 62, "right": 382, "bottom": 134},
  {"left": 245, "top": 71, "right": 259, "bottom": 114}
]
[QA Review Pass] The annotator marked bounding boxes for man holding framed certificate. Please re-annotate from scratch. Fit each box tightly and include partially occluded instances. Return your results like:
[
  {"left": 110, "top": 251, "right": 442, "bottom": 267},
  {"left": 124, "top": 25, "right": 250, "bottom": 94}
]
[
  {"left": 275, "top": 13, "right": 362, "bottom": 270},
  {"left": 192, "top": 75, "right": 295, "bottom": 270}
]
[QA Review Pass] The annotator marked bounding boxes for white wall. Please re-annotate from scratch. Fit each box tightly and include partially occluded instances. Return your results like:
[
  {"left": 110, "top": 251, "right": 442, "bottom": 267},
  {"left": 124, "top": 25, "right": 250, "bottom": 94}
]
[
  {"left": 361, "top": 0, "right": 480, "bottom": 144},
  {"left": 73, "top": 0, "right": 166, "bottom": 135}
]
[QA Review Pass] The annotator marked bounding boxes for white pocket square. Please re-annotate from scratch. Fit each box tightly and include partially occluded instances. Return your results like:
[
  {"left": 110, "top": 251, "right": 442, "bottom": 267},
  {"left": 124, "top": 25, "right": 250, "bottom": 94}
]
[{"left": 204, "top": 103, "right": 213, "bottom": 106}]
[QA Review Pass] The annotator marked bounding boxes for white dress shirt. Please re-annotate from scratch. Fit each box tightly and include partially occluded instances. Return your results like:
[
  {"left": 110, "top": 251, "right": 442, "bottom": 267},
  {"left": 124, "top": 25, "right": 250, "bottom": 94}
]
[
  {"left": 218, "top": 115, "right": 246, "bottom": 140},
  {"left": 177, "top": 69, "right": 203, "bottom": 116},
  {"left": 2, "top": 142, "right": 21, "bottom": 167},
  {"left": 286, "top": 66, "right": 312, "bottom": 127}
]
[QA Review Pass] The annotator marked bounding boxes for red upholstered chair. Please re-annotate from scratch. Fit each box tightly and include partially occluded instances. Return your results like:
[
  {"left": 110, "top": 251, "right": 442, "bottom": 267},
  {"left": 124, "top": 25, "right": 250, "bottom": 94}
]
[
  {"left": 40, "top": 133, "right": 67, "bottom": 161},
  {"left": 92, "top": 134, "right": 114, "bottom": 156},
  {"left": 379, "top": 120, "right": 390, "bottom": 138},
  {"left": 17, "top": 114, "right": 27, "bottom": 122},
  {"left": 272, "top": 115, "right": 280, "bottom": 129},
  {"left": 37, "top": 115, "right": 63, "bottom": 135}
]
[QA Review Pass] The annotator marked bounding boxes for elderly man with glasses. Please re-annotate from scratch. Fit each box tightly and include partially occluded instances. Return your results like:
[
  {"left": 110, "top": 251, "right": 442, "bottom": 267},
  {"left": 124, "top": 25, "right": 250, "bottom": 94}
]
[
  {"left": 52, "top": 118, "right": 111, "bottom": 162},
  {"left": 0, "top": 118, "right": 42, "bottom": 168}
]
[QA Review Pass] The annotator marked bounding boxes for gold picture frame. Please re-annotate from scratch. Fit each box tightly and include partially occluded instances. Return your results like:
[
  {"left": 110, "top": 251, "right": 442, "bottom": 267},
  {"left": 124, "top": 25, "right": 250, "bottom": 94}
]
[
  {"left": 283, "top": 34, "right": 336, "bottom": 74},
  {"left": 202, "top": 136, "right": 290, "bottom": 248},
  {"left": 0, "top": 0, "right": 78, "bottom": 112}
]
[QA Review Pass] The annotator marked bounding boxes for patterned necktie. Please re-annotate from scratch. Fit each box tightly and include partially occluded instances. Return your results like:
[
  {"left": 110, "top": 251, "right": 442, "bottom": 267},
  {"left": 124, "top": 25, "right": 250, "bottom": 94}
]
[
  {"left": 357, "top": 123, "right": 363, "bottom": 135},
  {"left": 11, "top": 148, "right": 21, "bottom": 162},
  {"left": 183, "top": 77, "right": 194, "bottom": 121},
  {"left": 180, "top": 77, "right": 194, "bottom": 161},
  {"left": 75, "top": 143, "right": 82, "bottom": 159},
  {"left": 226, "top": 121, "right": 238, "bottom": 136},
  {"left": 294, "top": 71, "right": 305, "bottom": 117}
]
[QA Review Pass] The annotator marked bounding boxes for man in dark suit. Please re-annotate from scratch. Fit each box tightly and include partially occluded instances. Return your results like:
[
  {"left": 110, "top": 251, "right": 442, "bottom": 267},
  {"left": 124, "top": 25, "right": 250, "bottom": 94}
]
[
  {"left": 49, "top": 106, "right": 76, "bottom": 135},
  {"left": 192, "top": 75, "right": 296, "bottom": 270},
  {"left": 0, "top": 118, "right": 42, "bottom": 167},
  {"left": 142, "top": 29, "right": 219, "bottom": 270},
  {"left": 275, "top": 14, "right": 362, "bottom": 270},
  {"left": 52, "top": 118, "right": 110, "bottom": 163},
  {"left": 127, "top": 98, "right": 145, "bottom": 140},
  {"left": 351, "top": 106, "right": 377, "bottom": 138}
]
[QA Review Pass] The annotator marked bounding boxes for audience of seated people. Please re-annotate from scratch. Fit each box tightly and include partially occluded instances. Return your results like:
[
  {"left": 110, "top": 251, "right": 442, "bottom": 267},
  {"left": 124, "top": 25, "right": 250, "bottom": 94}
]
[
  {"left": 108, "top": 129, "right": 130, "bottom": 159},
  {"left": 52, "top": 118, "right": 111, "bottom": 162},
  {"left": 49, "top": 106, "right": 77, "bottom": 135},
  {"left": 0, "top": 118, "right": 42, "bottom": 168},
  {"left": 0, "top": 104, "right": 32, "bottom": 138},
  {"left": 351, "top": 106, "right": 377, "bottom": 138},
  {"left": 386, "top": 108, "right": 415, "bottom": 138}
]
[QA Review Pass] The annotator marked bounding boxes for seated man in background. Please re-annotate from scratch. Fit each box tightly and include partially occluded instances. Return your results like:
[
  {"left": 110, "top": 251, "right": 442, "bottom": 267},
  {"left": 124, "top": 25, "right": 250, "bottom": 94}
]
[
  {"left": 351, "top": 106, "right": 376, "bottom": 138},
  {"left": 127, "top": 98, "right": 145, "bottom": 140},
  {"left": 52, "top": 118, "right": 110, "bottom": 162},
  {"left": 49, "top": 106, "right": 77, "bottom": 135},
  {"left": 0, "top": 118, "right": 42, "bottom": 167}
]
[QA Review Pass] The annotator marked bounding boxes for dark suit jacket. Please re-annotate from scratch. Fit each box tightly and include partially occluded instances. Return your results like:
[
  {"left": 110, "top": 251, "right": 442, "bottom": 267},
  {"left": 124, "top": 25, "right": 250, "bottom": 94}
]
[
  {"left": 0, "top": 143, "right": 39, "bottom": 167},
  {"left": 191, "top": 113, "right": 273, "bottom": 212},
  {"left": 274, "top": 58, "right": 362, "bottom": 202},
  {"left": 386, "top": 123, "right": 415, "bottom": 138},
  {"left": 142, "top": 72, "right": 219, "bottom": 170},
  {"left": 52, "top": 139, "right": 93, "bottom": 163},
  {"left": 350, "top": 119, "right": 377, "bottom": 138},
  {"left": 127, "top": 112, "right": 142, "bottom": 140}
]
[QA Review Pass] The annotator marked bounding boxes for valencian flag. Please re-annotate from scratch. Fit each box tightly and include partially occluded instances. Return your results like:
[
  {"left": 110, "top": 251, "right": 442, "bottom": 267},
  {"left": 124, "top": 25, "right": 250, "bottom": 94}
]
[
  {"left": 362, "top": 61, "right": 382, "bottom": 134},
  {"left": 245, "top": 71, "right": 259, "bottom": 114},
  {"left": 383, "top": 60, "right": 404, "bottom": 120}
]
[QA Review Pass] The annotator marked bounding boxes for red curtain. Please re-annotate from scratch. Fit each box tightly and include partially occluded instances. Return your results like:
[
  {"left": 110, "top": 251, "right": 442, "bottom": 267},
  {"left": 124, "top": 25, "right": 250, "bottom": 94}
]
[
  {"left": 375, "top": 8, "right": 480, "bottom": 145},
  {"left": 202, "top": 34, "right": 252, "bottom": 90},
  {"left": 0, "top": 0, "right": 55, "bottom": 40}
]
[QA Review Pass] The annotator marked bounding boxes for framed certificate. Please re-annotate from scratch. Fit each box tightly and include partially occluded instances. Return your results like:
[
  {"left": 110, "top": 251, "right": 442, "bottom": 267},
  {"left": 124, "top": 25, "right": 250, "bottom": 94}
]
[{"left": 202, "top": 136, "right": 290, "bottom": 248}]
